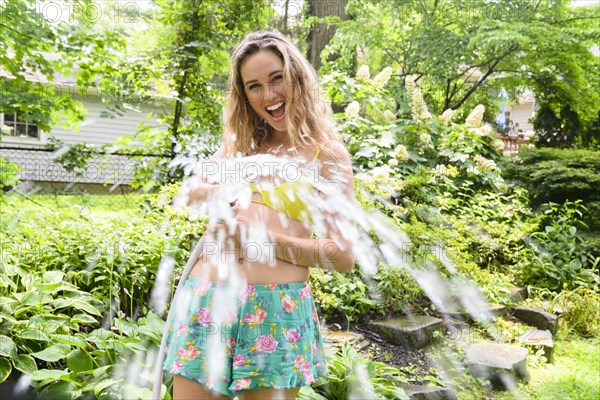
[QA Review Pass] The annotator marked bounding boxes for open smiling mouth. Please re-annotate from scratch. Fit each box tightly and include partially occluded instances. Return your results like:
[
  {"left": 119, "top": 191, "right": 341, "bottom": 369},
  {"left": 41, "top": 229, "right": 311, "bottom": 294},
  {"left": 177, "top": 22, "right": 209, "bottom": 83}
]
[{"left": 266, "top": 102, "right": 286, "bottom": 121}]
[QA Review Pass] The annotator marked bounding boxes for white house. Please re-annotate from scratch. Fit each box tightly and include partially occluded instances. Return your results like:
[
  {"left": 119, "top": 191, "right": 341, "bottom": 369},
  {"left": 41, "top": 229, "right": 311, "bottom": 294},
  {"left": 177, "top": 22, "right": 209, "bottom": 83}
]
[
  {"left": 502, "top": 89, "right": 536, "bottom": 138},
  {"left": 0, "top": 67, "right": 173, "bottom": 192}
]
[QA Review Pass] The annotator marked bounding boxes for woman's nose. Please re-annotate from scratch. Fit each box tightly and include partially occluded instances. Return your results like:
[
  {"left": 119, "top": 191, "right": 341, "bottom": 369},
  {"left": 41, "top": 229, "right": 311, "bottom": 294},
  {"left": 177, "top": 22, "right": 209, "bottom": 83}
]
[{"left": 265, "top": 83, "right": 276, "bottom": 102}]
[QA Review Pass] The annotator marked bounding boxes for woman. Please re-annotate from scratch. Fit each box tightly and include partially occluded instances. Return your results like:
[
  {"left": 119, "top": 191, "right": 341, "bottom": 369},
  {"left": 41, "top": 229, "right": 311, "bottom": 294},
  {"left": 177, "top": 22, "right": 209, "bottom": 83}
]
[{"left": 161, "top": 31, "right": 357, "bottom": 400}]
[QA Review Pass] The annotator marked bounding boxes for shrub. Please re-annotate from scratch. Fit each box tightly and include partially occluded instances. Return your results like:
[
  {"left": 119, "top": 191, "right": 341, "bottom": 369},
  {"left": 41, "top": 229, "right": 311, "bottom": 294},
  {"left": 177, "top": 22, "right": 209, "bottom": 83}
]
[
  {"left": 307, "top": 342, "right": 409, "bottom": 400},
  {"left": 371, "top": 266, "right": 428, "bottom": 316},
  {"left": 309, "top": 269, "right": 378, "bottom": 324},
  {"left": 0, "top": 156, "right": 20, "bottom": 199},
  {"left": 504, "top": 148, "right": 600, "bottom": 228},
  {"left": 515, "top": 201, "right": 599, "bottom": 291},
  {"left": 526, "top": 287, "right": 600, "bottom": 338},
  {"left": 0, "top": 190, "right": 204, "bottom": 318}
]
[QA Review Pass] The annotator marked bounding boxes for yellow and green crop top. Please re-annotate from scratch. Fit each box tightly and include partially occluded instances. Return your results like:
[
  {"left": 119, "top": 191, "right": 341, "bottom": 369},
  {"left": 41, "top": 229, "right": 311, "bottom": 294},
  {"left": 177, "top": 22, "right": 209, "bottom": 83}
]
[{"left": 249, "top": 149, "right": 320, "bottom": 224}]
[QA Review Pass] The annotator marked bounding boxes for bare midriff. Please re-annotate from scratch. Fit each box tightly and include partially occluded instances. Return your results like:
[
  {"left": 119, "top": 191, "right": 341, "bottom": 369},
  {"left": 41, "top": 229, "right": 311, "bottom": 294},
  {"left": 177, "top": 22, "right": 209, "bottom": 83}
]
[{"left": 189, "top": 153, "right": 317, "bottom": 285}]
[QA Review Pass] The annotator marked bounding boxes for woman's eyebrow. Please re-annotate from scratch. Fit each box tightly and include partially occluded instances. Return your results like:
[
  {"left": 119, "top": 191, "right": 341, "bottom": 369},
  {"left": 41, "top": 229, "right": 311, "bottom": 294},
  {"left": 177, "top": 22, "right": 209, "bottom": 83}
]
[{"left": 244, "top": 69, "right": 284, "bottom": 86}]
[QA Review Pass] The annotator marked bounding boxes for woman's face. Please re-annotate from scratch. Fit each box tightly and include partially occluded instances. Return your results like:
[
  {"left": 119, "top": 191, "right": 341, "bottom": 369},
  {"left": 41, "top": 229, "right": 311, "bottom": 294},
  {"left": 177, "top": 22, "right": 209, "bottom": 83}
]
[{"left": 240, "top": 50, "right": 289, "bottom": 136}]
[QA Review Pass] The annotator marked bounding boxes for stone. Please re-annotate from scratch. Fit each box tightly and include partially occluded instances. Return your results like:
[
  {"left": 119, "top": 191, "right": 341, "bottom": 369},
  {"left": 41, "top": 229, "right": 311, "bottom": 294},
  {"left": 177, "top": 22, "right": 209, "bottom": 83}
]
[
  {"left": 443, "top": 303, "right": 508, "bottom": 322},
  {"left": 508, "top": 286, "right": 528, "bottom": 303},
  {"left": 368, "top": 315, "right": 444, "bottom": 349},
  {"left": 321, "top": 328, "right": 365, "bottom": 357},
  {"left": 464, "top": 342, "right": 529, "bottom": 391},
  {"left": 399, "top": 384, "right": 457, "bottom": 400},
  {"left": 513, "top": 307, "right": 558, "bottom": 334},
  {"left": 517, "top": 329, "right": 554, "bottom": 362},
  {"left": 442, "top": 317, "right": 474, "bottom": 345},
  {"left": 356, "top": 340, "right": 371, "bottom": 352}
]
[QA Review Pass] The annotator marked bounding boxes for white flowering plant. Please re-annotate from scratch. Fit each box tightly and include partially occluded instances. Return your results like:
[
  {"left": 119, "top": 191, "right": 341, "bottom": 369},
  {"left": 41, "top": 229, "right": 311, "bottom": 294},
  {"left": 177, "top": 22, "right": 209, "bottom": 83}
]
[
  {"left": 323, "top": 67, "right": 415, "bottom": 184},
  {"left": 436, "top": 104, "right": 506, "bottom": 190},
  {"left": 325, "top": 67, "right": 508, "bottom": 196}
]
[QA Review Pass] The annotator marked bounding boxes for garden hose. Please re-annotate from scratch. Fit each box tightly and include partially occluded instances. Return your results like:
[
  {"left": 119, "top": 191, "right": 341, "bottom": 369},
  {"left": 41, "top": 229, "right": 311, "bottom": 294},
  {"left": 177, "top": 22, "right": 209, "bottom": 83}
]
[{"left": 152, "top": 235, "right": 206, "bottom": 400}]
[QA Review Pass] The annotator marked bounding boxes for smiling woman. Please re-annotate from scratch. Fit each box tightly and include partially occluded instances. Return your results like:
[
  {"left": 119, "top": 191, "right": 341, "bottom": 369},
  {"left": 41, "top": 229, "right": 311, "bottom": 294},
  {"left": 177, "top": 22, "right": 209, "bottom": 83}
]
[
  {"left": 241, "top": 51, "right": 288, "bottom": 134},
  {"left": 157, "top": 31, "right": 358, "bottom": 400}
]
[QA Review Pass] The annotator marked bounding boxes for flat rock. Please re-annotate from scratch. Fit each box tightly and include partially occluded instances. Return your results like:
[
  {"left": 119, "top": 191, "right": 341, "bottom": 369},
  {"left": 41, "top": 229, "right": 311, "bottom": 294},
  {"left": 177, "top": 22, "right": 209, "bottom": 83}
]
[
  {"left": 507, "top": 286, "right": 528, "bottom": 303},
  {"left": 517, "top": 329, "right": 554, "bottom": 362},
  {"left": 321, "top": 328, "right": 365, "bottom": 357},
  {"left": 369, "top": 315, "right": 444, "bottom": 349},
  {"left": 513, "top": 307, "right": 558, "bottom": 334},
  {"left": 442, "top": 317, "right": 473, "bottom": 345},
  {"left": 443, "top": 303, "right": 508, "bottom": 322},
  {"left": 464, "top": 342, "right": 529, "bottom": 391},
  {"left": 399, "top": 384, "right": 457, "bottom": 400}
]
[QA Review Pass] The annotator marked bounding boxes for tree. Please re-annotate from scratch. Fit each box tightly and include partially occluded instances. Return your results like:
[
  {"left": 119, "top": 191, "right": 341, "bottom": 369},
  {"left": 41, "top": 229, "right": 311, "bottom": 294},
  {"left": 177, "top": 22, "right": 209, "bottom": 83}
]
[
  {"left": 93, "top": 0, "right": 268, "bottom": 189},
  {"left": 0, "top": 0, "right": 125, "bottom": 134},
  {"left": 322, "top": 0, "right": 600, "bottom": 139},
  {"left": 306, "top": 0, "right": 351, "bottom": 72}
]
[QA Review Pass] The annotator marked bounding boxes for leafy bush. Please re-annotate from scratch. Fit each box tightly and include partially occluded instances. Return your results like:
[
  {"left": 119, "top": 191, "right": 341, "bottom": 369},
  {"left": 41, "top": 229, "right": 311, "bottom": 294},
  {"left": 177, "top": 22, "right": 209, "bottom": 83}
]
[
  {"left": 371, "top": 267, "right": 428, "bottom": 316},
  {"left": 310, "top": 269, "right": 378, "bottom": 324},
  {"left": 515, "top": 201, "right": 599, "bottom": 291},
  {"left": 323, "top": 67, "right": 505, "bottom": 199},
  {"left": 0, "top": 265, "right": 166, "bottom": 398},
  {"left": 526, "top": 287, "right": 600, "bottom": 338},
  {"left": 440, "top": 187, "right": 541, "bottom": 274},
  {"left": 1, "top": 189, "right": 203, "bottom": 318},
  {"left": 504, "top": 148, "right": 600, "bottom": 226},
  {"left": 304, "top": 342, "right": 409, "bottom": 400},
  {"left": 0, "top": 156, "right": 20, "bottom": 198}
]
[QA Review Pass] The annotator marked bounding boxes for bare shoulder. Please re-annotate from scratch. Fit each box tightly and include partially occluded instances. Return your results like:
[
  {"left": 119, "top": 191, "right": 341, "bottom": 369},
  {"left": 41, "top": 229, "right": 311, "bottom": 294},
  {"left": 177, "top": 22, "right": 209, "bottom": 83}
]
[
  {"left": 212, "top": 144, "right": 227, "bottom": 159},
  {"left": 321, "top": 140, "right": 352, "bottom": 166},
  {"left": 318, "top": 141, "right": 354, "bottom": 186}
]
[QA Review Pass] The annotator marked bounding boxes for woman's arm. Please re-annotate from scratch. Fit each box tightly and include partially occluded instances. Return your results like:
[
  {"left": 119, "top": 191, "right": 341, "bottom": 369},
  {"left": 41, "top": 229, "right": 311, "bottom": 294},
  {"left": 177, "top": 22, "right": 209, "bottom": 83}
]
[
  {"left": 213, "top": 142, "right": 358, "bottom": 272},
  {"left": 269, "top": 232, "right": 355, "bottom": 272},
  {"left": 270, "top": 142, "right": 357, "bottom": 272},
  {"left": 178, "top": 145, "right": 227, "bottom": 206}
]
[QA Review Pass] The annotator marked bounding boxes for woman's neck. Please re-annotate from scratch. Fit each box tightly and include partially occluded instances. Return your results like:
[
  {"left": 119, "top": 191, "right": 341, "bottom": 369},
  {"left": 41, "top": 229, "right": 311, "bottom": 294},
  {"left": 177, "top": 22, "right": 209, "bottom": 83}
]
[{"left": 262, "top": 130, "right": 292, "bottom": 152}]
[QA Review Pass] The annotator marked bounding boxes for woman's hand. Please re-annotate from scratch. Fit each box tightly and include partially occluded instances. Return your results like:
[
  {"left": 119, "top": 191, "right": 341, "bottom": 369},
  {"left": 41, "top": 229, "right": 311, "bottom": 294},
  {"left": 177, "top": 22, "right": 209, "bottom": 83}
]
[{"left": 210, "top": 214, "right": 251, "bottom": 245}]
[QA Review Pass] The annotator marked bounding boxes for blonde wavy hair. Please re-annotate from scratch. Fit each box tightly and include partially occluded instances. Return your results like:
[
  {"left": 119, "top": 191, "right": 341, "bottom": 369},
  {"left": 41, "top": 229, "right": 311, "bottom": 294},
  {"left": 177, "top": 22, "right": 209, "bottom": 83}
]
[{"left": 223, "top": 31, "right": 342, "bottom": 160}]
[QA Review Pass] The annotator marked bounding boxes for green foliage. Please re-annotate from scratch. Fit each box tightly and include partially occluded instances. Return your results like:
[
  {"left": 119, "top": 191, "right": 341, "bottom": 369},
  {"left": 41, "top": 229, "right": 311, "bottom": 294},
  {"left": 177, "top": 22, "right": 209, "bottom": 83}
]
[
  {"left": 1, "top": 0, "right": 126, "bottom": 133},
  {"left": 494, "top": 338, "right": 600, "bottom": 400},
  {"left": 324, "top": 0, "right": 600, "bottom": 143},
  {"left": 310, "top": 343, "right": 409, "bottom": 400},
  {"left": 44, "top": 137, "right": 100, "bottom": 177},
  {"left": 504, "top": 148, "right": 600, "bottom": 221},
  {"left": 525, "top": 287, "right": 600, "bottom": 338},
  {"left": 440, "top": 187, "right": 540, "bottom": 276},
  {"left": 1, "top": 191, "right": 202, "bottom": 318},
  {"left": 0, "top": 157, "right": 21, "bottom": 197},
  {"left": 400, "top": 213, "right": 515, "bottom": 305},
  {"left": 310, "top": 269, "right": 378, "bottom": 323},
  {"left": 371, "top": 267, "right": 428, "bottom": 316},
  {"left": 0, "top": 259, "right": 166, "bottom": 397},
  {"left": 515, "top": 201, "right": 599, "bottom": 292},
  {"left": 324, "top": 66, "right": 506, "bottom": 202}
]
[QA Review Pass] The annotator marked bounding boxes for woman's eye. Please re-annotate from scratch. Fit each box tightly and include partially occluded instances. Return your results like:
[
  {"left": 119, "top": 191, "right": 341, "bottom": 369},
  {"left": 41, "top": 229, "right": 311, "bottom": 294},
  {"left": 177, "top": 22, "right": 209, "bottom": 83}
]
[
  {"left": 273, "top": 75, "right": 283, "bottom": 82},
  {"left": 249, "top": 84, "right": 261, "bottom": 90}
]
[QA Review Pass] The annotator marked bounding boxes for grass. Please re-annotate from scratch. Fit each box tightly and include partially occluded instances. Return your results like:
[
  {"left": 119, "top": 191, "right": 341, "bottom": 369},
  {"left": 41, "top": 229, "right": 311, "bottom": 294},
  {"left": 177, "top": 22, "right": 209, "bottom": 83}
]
[
  {"left": 493, "top": 337, "right": 600, "bottom": 400},
  {"left": 2, "top": 192, "right": 156, "bottom": 212}
]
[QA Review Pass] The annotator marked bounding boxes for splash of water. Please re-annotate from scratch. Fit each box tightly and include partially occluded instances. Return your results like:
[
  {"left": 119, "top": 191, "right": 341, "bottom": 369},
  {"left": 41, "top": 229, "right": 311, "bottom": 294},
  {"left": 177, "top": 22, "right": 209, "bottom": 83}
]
[{"left": 139, "top": 152, "right": 521, "bottom": 397}]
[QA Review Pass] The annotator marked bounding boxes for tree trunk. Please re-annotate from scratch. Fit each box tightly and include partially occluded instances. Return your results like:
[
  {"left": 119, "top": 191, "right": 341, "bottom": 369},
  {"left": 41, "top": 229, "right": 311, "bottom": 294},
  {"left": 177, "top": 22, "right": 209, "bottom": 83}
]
[{"left": 306, "top": 0, "right": 350, "bottom": 72}]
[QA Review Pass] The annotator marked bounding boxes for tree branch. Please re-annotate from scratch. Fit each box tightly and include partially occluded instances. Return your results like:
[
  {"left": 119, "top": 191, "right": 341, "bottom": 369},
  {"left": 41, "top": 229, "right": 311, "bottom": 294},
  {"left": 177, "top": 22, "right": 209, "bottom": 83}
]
[{"left": 450, "top": 44, "right": 519, "bottom": 110}]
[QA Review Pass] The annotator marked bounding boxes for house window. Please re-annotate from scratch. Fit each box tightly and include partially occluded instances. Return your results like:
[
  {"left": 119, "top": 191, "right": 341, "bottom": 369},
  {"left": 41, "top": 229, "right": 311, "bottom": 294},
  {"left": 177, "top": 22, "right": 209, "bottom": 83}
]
[
  {"left": 505, "top": 111, "right": 512, "bottom": 128},
  {"left": 1, "top": 112, "right": 40, "bottom": 139}
]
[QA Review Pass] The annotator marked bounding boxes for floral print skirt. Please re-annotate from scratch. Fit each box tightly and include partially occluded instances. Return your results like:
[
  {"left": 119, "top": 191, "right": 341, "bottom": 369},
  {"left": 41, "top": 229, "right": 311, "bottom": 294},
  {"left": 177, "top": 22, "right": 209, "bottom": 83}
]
[{"left": 162, "top": 276, "right": 327, "bottom": 398}]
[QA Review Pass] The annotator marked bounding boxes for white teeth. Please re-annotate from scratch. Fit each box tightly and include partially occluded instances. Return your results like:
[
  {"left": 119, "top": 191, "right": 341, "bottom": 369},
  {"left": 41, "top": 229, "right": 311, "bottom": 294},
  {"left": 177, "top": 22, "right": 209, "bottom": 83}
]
[{"left": 266, "top": 102, "right": 284, "bottom": 111}]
